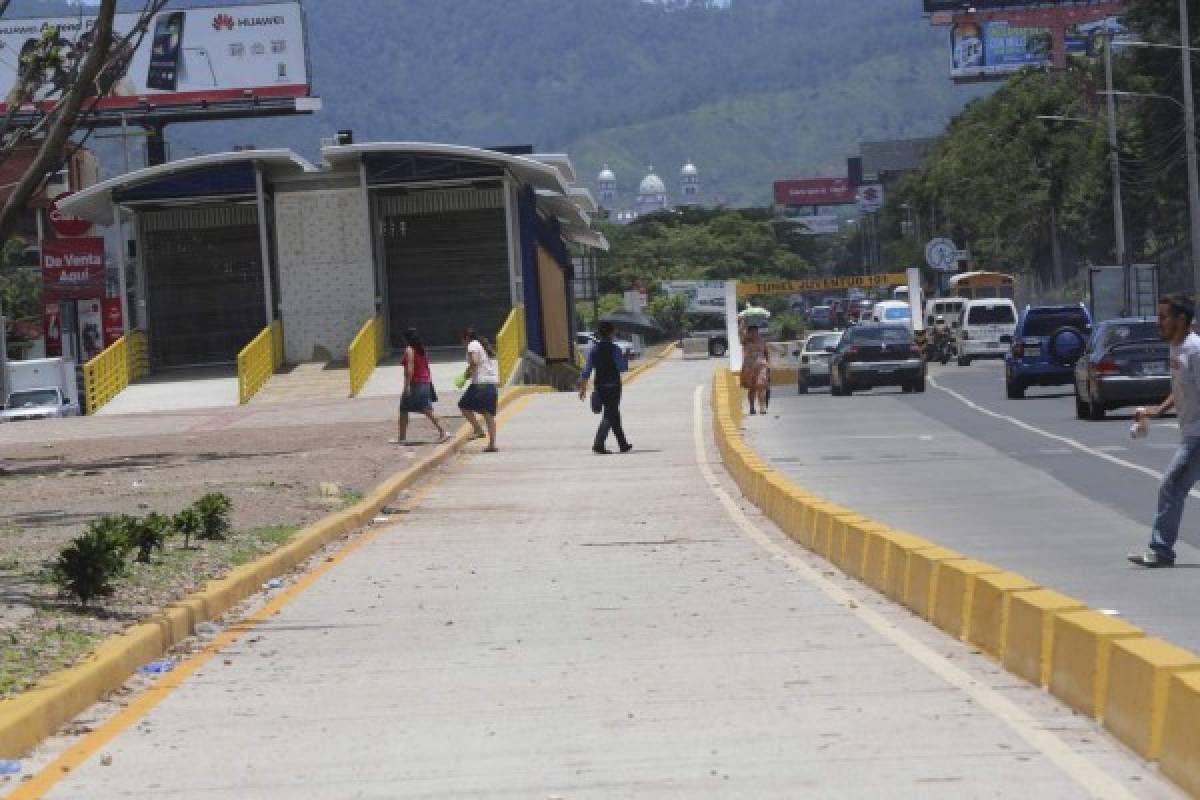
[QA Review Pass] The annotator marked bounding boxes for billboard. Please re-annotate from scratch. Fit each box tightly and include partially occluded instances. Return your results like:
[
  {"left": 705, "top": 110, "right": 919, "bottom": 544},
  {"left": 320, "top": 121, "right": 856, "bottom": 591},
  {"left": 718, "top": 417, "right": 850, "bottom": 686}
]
[
  {"left": 662, "top": 280, "right": 728, "bottom": 313},
  {"left": 41, "top": 237, "right": 105, "bottom": 300},
  {"left": 951, "top": 18, "right": 1054, "bottom": 78},
  {"left": 926, "top": 0, "right": 1097, "bottom": 10},
  {"left": 0, "top": 3, "right": 310, "bottom": 114},
  {"left": 788, "top": 215, "right": 842, "bottom": 235},
  {"left": 737, "top": 273, "right": 909, "bottom": 298},
  {"left": 774, "top": 178, "right": 856, "bottom": 207}
]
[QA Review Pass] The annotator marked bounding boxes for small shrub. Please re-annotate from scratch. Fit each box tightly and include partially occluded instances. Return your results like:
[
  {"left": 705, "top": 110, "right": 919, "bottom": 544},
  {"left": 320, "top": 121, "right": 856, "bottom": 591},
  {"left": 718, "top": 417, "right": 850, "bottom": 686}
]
[
  {"left": 52, "top": 518, "right": 129, "bottom": 606},
  {"left": 173, "top": 507, "right": 203, "bottom": 550},
  {"left": 127, "top": 513, "right": 172, "bottom": 563},
  {"left": 193, "top": 493, "right": 233, "bottom": 541}
]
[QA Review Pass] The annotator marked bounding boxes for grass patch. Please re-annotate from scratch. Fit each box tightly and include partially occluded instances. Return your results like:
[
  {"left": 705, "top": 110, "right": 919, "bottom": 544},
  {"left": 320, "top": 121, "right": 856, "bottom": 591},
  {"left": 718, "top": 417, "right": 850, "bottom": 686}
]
[
  {"left": 230, "top": 524, "right": 300, "bottom": 566},
  {"left": 0, "top": 557, "right": 17, "bottom": 571},
  {"left": 0, "top": 620, "right": 101, "bottom": 697},
  {"left": 340, "top": 489, "right": 364, "bottom": 508}
]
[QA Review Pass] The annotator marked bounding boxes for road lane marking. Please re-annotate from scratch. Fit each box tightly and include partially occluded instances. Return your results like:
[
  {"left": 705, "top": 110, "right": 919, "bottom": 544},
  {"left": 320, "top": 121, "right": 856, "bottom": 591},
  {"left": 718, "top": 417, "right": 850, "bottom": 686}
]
[
  {"left": 927, "top": 374, "right": 1200, "bottom": 500},
  {"left": 10, "top": 395, "right": 541, "bottom": 800},
  {"left": 692, "top": 385, "right": 1138, "bottom": 800}
]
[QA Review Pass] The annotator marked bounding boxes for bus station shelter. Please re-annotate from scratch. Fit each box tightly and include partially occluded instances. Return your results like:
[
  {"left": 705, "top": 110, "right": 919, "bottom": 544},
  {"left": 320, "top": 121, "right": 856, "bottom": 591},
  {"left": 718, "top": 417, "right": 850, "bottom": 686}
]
[{"left": 60, "top": 142, "right": 604, "bottom": 371}]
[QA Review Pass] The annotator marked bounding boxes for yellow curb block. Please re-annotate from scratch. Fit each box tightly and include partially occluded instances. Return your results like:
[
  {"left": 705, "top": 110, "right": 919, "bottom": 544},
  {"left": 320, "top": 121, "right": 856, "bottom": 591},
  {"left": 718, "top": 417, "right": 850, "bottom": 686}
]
[
  {"left": 1104, "top": 637, "right": 1200, "bottom": 759},
  {"left": 1003, "top": 589, "right": 1087, "bottom": 687},
  {"left": 880, "top": 532, "right": 934, "bottom": 603},
  {"left": 769, "top": 367, "right": 798, "bottom": 387},
  {"left": 968, "top": 573, "right": 1040, "bottom": 659},
  {"left": 0, "top": 384, "right": 553, "bottom": 759},
  {"left": 1049, "top": 609, "right": 1143, "bottom": 719},
  {"left": 931, "top": 559, "right": 1002, "bottom": 641},
  {"left": 1161, "top": 671, "right": 1200, "bottom": 796},
  {"left": 902, "top": 547, "right": 963, "bottom": 620}
]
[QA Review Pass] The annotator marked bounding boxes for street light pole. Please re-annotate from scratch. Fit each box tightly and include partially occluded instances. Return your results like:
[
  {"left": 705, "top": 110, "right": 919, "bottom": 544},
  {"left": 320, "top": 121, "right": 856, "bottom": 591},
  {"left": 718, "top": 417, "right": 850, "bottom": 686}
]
[
  {"left": 1103, "top": 32, "right": 1129, "bottom": 312},
  {"left": 1180, "top": 0, "right": 1200, "bottom": 293}
]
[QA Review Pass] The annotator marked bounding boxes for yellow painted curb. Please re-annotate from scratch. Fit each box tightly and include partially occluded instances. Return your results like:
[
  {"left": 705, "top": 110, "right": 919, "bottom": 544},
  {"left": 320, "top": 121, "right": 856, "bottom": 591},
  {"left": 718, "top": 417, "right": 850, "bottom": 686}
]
[
  {"left": 0, "top": 384, "right": 553, "bottom": 759},
  {"left": 902, "top": 547, "right": 963, "bottom": 620},
  {"left": 1003, "top": 589, "right": 1087, "bottom": 688},
  {"left": 881, "top": 532, "right": 935, "bottom": 603},
  {"left": 930, "top": 559, "right": 1002, "bottom": 641},
  {"left": 1160, "top": 671, "right": 1200, "bottom": 796},
  {"left": 1104, "top": 637, "right": 1200, "bottom": 759},
  {"left": 1049, "top": 609, "right": 1143, "bottom": 719},
  {"left": 968, "top": 573, "right": 1039, "bottom": 659}
]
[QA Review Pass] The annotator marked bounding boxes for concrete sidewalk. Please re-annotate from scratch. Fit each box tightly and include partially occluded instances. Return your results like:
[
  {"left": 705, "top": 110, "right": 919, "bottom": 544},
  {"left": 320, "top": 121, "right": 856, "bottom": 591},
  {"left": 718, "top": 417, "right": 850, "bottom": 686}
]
[{"left": 25, "top": 358, "right": 1178, "bottom": 798}]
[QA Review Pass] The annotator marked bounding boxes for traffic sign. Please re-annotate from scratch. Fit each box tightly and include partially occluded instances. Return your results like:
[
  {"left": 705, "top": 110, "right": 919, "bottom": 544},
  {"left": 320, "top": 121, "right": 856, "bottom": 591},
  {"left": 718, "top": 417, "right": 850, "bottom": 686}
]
[
  {"left": 48, "top": 192, "right": 92, "bottom": 238},
  {"left": 856, "top": 184, "right": 884, "bottom": 213},
  {"left": 925, "top": 237, "right": 959, "bottom": 272}
]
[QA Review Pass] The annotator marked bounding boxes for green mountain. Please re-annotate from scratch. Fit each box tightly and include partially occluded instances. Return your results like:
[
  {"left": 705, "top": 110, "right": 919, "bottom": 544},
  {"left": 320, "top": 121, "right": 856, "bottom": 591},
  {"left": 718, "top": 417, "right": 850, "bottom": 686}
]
[{"left": 94, "top": 0, "right": 985, "bottom": 205}]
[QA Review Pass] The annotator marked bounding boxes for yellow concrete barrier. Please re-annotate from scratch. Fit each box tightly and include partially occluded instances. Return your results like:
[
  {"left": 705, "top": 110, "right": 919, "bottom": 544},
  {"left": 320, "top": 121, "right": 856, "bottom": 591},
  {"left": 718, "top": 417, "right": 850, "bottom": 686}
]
[
  {"left": 1160, "top": 671, "right": 1200, "bottom": 796},
  {"left": 838, "top": 519, "right": 885, "bottom": 579},
  {"left": 882, "top": 533, "right": 935, "bottom": 604},
  {"left": 931, "top": 559, "right": 1002, "bottom": 641},
  {"left": 1049, "top": 609, "right": 1143, "bottom": 718},
  {"left": 903, "top": 546, "right": 963, "bottom": 620},
  {"left": 826, "top": 511, "right": 865, "bottom": 566},
  {"left": 1104, "top": 638, "right": 1200, "bottom": 759},
  {"left": 968, "top": 573, "right": 1039, "bottom": 659},
  {"left": 348, "top": 314, "right": 384, "bottom": 397},
  {"left": 1003, "top": 589, "right": 1087, "bottom": 687}
]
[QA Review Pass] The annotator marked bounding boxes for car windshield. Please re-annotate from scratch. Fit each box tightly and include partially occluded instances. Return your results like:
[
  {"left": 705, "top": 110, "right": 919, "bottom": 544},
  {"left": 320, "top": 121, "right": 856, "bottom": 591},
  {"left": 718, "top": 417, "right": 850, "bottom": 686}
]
[
  {"left": 1102, "top": 321, "right": 1160, "bottom": 349},
  {"left": 1023, "top": 310, "right": 1089, "bottom": 337},
  {"left": 967, "top": 305, "right": 1015, "bottom": 325},
  {"left": 806, "top": 334, "right": 840, "bottom": 351},
  {"left": 850, "top": 326, "right": 911, "bottom": 345},
  {"left": 5, "top": 389, "right": 60, "bottom": 408},
  {"left": 883, "top": 306, "right": 911, "bottom": 321},
  {"left": 810, "top": 307, "right": 831, "bottom": 318}
]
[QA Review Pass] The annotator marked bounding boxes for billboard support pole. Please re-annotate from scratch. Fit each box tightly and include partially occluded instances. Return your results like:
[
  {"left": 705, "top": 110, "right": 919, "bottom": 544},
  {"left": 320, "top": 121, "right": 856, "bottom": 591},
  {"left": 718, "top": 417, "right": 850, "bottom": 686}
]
[
  {"left": 115, "top": 205, "right": 131, "bottom": 336},
  {"left": 1104, "top": 31, "right": 1129, "bottom": 314},
  {"left": 1180, "top": 0, "right": 1200, "bottom": 295},
  {"left": 254, "top": 164, "right": 275, "bottom": 325}
]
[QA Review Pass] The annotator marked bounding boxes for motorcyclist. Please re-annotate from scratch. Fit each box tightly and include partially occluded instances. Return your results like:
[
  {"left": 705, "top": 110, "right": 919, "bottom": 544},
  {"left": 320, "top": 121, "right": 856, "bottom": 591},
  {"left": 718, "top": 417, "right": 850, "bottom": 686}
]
[{"left": 930, "top": 315, "right": 952, "bottom": 362}]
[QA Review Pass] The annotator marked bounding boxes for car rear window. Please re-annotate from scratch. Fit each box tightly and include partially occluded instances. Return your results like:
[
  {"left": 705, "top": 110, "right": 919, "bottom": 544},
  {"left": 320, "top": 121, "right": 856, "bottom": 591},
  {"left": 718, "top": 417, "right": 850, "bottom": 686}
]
[
  {"left": 883, "top": 306, "right": 911, "bottom": 321},
  {"left": 967, "top": 305, "right": 1016, "bottom": 325},
  {"left": 850, "top": 326, "right": 911, "bottom": 345},
  {"left": 1103, "top": 321, "right": 1159, "bottom": 349},
  {"left": 806, "top": 334, "right": 839, "bottom": 351},
  {"left": 1022, "top": 310, "right": 1089, "bottom": 336},
  {"left": 810, "top": 307, "right": 831, "bottom": 318}
]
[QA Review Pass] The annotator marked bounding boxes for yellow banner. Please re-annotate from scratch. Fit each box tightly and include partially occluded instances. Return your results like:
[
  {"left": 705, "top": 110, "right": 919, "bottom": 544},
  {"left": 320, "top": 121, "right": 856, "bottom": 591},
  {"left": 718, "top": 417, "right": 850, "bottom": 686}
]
[{"left": 737, "top": 272, "right": 908, "bottom": 297}]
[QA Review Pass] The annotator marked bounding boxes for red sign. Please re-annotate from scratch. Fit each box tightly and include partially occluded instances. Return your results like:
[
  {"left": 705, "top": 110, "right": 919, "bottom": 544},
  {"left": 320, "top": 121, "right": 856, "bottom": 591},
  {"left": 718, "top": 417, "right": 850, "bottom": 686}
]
[
  {"left": 102, "top": 298, "right": 124, "bottom": 348},
  {"left": 41, "top": 237, "right": 105, "bottom": 301},
  {"left": 48, "top": 192, "right": 93, "bottom": 237},
  {"left": 774, "top": 178, "right": 857, "bottom": 207},
  {"left": 43, "top": 302, "right": 61, "bottom": 357}
]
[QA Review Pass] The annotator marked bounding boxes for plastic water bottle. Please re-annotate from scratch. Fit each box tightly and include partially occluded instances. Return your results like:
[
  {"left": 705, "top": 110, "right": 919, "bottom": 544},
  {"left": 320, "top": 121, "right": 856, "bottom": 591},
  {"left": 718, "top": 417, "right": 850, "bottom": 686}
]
[{"left": 1131, "top": 408, "right": 1149, "bottom": 440}]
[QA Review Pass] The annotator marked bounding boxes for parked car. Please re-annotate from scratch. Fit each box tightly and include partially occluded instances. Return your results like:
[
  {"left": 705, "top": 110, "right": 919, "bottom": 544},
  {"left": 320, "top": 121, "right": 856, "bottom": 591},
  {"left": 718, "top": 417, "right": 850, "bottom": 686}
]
[
  {"left": 576, "top": 331, "right": 639, "bottom": 360},
  {"left": 808, "top": 305, "right": 835, "bottom": 331},
  {"left": 830, "top": 323, "right": 925, "bottom": 395},
  {"left": 957, "top": 298, "right": 1018, "bottom": 366},
  {"left": 797, "top": 331, "right": 843, "bottom": 393},
  {"left": 682, "top": 314, "right": 729, "bottom": 357},
  {"left": 1003, "top": 304, "right": 1092, "bottom": 398},
  {"left": 1073, "top": 318, "right": 1170, "bottom": 420}
]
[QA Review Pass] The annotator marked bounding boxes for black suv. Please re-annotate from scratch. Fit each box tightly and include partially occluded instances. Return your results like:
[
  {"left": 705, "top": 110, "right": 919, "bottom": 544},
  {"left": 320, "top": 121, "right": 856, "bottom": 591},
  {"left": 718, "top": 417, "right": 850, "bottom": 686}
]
[{"left": 830, "top": 324, "right": 926, "bottom": 395}]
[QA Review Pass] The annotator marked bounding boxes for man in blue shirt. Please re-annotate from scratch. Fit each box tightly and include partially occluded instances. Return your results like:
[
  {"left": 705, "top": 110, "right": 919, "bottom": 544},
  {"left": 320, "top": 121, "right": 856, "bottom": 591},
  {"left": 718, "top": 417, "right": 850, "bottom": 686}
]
[{"left": 578, "top": 321, "right": 632, "bottom": 454}]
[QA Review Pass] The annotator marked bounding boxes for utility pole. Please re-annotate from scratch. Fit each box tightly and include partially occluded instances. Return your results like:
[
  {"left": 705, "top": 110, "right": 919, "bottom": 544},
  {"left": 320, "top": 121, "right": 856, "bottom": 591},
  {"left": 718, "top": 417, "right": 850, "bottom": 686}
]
[
  {"left": 1104, "top": 31, "right": 1130, "bottom": 312},
  {"left": 1181, "top": 0, "right": 1200, "bottom": 293}
]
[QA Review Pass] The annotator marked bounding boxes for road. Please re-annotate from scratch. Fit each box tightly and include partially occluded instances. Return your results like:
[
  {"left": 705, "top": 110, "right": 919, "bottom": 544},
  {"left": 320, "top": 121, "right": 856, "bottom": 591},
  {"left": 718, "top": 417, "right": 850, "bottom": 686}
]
[{"left": 745, "top": 358, "right": 1200, "bottom": 654}]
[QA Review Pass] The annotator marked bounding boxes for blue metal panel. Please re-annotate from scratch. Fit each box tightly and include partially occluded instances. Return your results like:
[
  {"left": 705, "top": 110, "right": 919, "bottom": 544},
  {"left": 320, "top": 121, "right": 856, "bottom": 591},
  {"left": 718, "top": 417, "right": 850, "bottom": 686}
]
[
  {"left": 116, "top": 163, "right": 257, "bottom": 203},
  {"left": 364, "top": 155, "right": 503, "bottom": 186},
  {"left": 517, "top": 186, "right": 544, "bottom": 357}
]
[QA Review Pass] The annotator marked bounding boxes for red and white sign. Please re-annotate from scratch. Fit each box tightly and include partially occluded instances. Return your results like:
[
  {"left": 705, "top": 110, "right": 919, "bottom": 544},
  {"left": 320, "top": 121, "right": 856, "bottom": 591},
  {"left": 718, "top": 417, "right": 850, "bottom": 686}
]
[
  {"left": 102, "top": 297, "right": 124, "bottom": 347},
  {"left": 48, "top": 192, "right": 93, "bottom": 237},
  {"left": 41, "top": 237, "right": 105, "bottom": 300},
  {"left": 774, "top": 178, "right": 856, "bottom": 207},
  {"left": 42, "top": 302, "right": 61, "bottom": 357}
]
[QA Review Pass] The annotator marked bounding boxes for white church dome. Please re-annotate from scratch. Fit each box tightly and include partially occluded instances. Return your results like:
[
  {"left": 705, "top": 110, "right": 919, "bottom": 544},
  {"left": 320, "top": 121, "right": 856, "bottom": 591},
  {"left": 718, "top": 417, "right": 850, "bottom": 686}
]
[{"left": 639, "top": 169, "right": 667, "bottom": 196}]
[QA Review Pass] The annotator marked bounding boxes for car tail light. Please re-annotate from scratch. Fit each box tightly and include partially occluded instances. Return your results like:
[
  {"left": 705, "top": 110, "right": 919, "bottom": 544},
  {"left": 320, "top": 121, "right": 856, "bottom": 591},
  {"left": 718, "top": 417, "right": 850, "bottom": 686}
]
[
  {"left": 1097, "top": 357, "right": 1118, "bottom": 375},
  {"left": 1012, "top": 341, "right": 1024, "bottom": 358}
]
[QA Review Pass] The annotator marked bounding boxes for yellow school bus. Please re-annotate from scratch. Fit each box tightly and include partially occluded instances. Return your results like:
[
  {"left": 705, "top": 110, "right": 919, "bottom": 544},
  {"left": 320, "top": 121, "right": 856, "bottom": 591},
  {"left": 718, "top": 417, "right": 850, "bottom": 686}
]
[{"left": 948, "top": 271, "right": 1016, "bottom": 300}]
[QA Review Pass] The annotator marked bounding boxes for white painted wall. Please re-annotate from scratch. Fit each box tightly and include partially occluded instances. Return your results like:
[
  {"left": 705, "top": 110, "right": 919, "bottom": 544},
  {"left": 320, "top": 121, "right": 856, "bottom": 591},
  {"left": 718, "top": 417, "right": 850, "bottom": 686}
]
[{"left": 274, "top": 189, "right": 376, "bottom": 363}]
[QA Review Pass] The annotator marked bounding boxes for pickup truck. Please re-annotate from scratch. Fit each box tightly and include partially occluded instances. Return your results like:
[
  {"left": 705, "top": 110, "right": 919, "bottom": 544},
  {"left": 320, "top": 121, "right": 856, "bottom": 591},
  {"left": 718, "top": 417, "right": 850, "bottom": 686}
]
[{"left": 1, "top": 357, "right": 80, "bottom": 422}]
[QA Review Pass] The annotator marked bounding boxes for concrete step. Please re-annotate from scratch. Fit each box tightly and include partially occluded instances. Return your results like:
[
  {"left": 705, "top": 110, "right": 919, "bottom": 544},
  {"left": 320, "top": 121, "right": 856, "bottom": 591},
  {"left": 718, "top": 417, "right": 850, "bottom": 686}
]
[{"left": 251, "top": 361, "right": 351, "bottom": 405}]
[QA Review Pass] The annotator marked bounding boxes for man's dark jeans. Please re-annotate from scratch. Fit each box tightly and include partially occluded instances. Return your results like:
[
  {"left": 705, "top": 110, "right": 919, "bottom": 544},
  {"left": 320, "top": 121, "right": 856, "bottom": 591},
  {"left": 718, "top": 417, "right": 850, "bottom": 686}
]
[{"left": 594, "top": 384, "right": 628, "bottom": 451}]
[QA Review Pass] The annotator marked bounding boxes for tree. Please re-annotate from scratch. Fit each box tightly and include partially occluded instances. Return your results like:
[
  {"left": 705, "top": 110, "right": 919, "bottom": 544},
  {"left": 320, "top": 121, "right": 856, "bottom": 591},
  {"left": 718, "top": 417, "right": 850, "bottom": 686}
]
[{"left": 0, "top": 1, "right": 168, "bottom": 244}]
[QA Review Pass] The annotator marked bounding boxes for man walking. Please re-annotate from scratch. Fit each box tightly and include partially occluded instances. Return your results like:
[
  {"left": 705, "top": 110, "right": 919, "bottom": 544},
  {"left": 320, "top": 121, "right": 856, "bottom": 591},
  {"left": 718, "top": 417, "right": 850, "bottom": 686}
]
[
  {"left": 578, "top": 321, "right": 632, "bottom": 455},
  {"left": 1130, "top": 294, "right": 1200, "bottom": 567}
]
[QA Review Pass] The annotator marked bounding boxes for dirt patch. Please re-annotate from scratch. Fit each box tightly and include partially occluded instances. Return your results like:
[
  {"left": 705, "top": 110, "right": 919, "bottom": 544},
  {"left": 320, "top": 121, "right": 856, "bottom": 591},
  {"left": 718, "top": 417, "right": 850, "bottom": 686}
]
[{"left": 0, "top": 408, "right": 444, "bottom": 698}]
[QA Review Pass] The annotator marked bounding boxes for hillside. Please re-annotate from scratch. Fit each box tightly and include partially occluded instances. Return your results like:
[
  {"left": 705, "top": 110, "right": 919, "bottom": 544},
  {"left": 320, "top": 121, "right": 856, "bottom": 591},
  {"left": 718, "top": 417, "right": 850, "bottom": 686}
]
[{"left": 32, "top": 0, "right": 986, "bottom": 205}]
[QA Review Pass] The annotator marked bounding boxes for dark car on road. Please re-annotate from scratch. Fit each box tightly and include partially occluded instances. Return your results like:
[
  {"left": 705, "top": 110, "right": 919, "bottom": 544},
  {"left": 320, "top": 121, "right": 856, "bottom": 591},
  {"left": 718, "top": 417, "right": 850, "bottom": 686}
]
[
  {"left": 682, "top": 313, "right": 730, "bottom": 357},
  {"left": 830, "top": 323, "right": 925, "bottom": 395},
  {"left": 808, "top": 305, "right": 835, "bottom": 331},
  {"left": 1004, "top": 304, "right": 1092, "bottom": 398},
  {"left": 1073, "top": 318, "right": 1170, "bottom": 420}
]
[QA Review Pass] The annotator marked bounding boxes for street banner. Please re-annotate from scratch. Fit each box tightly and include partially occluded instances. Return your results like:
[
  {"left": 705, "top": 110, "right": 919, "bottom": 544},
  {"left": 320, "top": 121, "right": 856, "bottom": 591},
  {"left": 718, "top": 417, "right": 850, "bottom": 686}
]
[
  {"left": 42, "top": 302, "right": 60, "bottom": 357},
  {"left": 102, "top": 297, "right": 124, "bottom": 347},
  {"left": 737, "top": 273, "right": 908, "bottom": 298},
  {"left": 662, "top": 280, "right": 728, "bottom": 313},
  {"left": 0, "top": 2, "right": 310, "bottom": 114},
  {"left": 41, "top": 237, "right": 105, "bottom": 300}
]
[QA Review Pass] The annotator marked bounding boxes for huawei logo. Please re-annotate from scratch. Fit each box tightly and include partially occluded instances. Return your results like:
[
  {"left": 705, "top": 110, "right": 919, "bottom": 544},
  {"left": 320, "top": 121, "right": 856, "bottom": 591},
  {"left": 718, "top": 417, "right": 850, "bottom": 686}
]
[{"left": 212, "top": 13, "right": 235, "bottom": 31}]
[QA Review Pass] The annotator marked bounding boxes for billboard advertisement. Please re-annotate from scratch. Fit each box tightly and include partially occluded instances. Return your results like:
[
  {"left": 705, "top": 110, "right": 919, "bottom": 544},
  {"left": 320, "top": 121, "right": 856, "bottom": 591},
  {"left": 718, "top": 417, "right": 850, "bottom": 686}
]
[
  {"left": 951, "top": 18, "right": 1055, "bottom": 79},
  {"left": 662, "top": 280, "right": 728, "bottom": 314},
  {"left": 0, "top": 2, "right": 309, "bottom": 113},
  {"left": 41, "top": 237, "right": 105, "bottom": 300},
  {"left": 926, "top": 0, "right": 1094, "bottom": 10},
  {"left": 774, "top": 178, "right": 856, "bottom": 207},
  {"left": 788, "top": 215, "right": 842, "bottom": 235}
]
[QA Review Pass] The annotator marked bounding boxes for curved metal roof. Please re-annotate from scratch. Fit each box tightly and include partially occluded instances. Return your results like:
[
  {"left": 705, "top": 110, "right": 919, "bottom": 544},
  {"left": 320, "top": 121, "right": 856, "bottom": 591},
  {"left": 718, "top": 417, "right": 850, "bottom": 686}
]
[
  {"left": 58, "top": 149, "right": 319, "bottom": 224},
  {"left": 321, "top": 142, "right": 570, "bottom": 195}
]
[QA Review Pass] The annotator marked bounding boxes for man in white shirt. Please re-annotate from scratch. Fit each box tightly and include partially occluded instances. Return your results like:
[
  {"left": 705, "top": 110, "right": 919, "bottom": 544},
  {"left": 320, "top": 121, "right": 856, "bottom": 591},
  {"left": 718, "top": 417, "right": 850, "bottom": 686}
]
[{"left": 1131, "top": 294, "right": 1200, "bottom": 567}]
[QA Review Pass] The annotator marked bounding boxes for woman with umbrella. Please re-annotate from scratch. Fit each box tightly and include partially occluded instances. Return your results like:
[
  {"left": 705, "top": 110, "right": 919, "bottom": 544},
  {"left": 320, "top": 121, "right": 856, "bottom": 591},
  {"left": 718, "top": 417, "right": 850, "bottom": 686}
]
[{"left": 739, "top": 305, "right": 771, "bottom": 415}]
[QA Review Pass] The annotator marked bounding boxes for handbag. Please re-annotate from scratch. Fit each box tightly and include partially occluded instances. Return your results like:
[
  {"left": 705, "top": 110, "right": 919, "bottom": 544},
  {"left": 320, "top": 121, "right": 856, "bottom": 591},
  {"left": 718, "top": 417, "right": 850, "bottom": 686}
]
[{"left": 590, "top": 390, "right": 603, "bottom": 414}]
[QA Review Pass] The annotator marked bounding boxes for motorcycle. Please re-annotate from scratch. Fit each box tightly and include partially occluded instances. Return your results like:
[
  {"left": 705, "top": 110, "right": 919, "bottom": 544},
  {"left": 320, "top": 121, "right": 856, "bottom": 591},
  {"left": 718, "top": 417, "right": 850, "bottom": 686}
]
[{"left": 925, "top": 325, "right": 953, "bottom": 365}]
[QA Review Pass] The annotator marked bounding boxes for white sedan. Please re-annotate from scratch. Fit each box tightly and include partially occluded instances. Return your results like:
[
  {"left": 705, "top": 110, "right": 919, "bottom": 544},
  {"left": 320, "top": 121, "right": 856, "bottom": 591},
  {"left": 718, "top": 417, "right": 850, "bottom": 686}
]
[
  {"left": 576, "top": 332, "right": 639, "bottom": 360},
  {"left": 797, "top": 331, "right": 843, "bottom": 393}
]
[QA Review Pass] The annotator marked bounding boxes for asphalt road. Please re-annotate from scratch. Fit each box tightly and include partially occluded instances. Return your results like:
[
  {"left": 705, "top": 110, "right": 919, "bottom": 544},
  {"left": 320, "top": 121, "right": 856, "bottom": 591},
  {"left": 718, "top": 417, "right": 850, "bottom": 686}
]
[{"left": 745, "top": 358, "right": 1200, "bottom": 653}]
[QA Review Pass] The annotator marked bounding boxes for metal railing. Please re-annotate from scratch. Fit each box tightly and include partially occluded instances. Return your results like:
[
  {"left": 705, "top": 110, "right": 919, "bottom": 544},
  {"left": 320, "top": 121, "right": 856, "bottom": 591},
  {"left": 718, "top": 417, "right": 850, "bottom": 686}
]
[
  {"left": 348, "top": 314, "right": 384, "bottom": 397},
  {"left": 83, "top": 335, "right": 130, "bottom": 415},
  {"left": 237, "top": 320, "right": 284, "bottom": 404},
  {"left": 496, "top": 305, "right": 526, "bottom": 385}
]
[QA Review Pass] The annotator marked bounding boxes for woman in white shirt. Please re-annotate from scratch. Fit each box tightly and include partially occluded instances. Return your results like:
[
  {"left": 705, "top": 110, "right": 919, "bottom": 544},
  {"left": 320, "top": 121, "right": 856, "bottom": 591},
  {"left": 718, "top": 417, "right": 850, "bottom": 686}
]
[{"left": 458, "top": 327, "right": 499, "bottom": 452}]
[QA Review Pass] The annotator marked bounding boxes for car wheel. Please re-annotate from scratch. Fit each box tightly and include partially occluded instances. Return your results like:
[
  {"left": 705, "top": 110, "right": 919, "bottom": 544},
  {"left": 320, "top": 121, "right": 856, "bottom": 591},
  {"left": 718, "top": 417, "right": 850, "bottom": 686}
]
[
  {"left": 1005, "top": 379, "right": 1025, "bottom": 399},
  {"left": 1087, "top": 388, "right": 1106, "bottom": 420},
  {"left": 710, "top": 339, "right": 727, "bottom": 357},
  {"left": 901, "top": 384, "right": 913, "bottom": 393},
  {"left": 1074, "top": 387, "right": 1089, "bottom": 420},
  {"left": 797, "top": 376, "right": 809, "bottom": 395},
  {"left": 914, "top": 376, "right": 926, "bottom": 393},
  {"left": 957, "top": 355, "right": 971, "bottom": 367}
]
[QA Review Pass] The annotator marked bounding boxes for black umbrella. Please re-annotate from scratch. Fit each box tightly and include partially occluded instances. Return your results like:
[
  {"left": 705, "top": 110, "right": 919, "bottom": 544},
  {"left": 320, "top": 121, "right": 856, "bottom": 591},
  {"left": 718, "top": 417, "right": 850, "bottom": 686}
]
[{"left": 600, "top": 309, "right": 663, "bottom": 336}]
